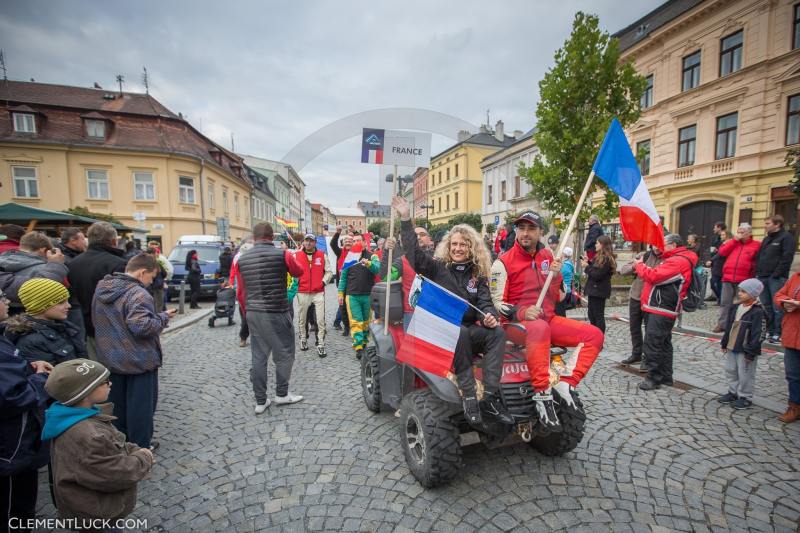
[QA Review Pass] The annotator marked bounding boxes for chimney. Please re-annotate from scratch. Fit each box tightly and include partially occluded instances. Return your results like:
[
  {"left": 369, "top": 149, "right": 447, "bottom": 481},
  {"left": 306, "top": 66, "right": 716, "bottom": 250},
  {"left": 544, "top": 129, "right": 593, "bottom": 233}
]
[
  {"left": 494, "top": 120, "right": 504, "bottom": 142},
  {"left": 457, "top": 130, "right": 471, "bottom": 142},
  {"left": 479, "top": 124, "right": 489, "bottom": 134}
]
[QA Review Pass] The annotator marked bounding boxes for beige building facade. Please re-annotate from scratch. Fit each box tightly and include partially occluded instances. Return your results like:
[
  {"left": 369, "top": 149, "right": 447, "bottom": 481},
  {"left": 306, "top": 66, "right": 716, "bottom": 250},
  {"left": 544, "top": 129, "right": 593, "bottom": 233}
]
[{"left": 614, "top": 0, "right": 800, "bottom": 250}]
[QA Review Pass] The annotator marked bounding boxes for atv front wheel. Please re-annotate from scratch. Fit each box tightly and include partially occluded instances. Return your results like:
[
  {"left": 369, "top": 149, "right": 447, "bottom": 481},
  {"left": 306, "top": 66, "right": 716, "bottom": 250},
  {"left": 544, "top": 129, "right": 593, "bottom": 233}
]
[
  {"left": 530, "top": 390, "right": 586, "bottom": 456},
  {"left": 361, "top": 346, "right": 381, "bottom": 412},
  {"left": 399, "top": 389, "right": 462, "bottom": 487}
]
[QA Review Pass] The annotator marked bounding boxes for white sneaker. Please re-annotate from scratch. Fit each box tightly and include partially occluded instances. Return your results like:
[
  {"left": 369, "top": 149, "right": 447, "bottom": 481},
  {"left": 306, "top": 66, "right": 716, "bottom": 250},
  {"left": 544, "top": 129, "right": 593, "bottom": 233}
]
[
  {"left": 274, "top": 393, "right": 304, "bottom": 405},
  {"left": 254, "top": 399, "right": 271, "bottom": 414}
]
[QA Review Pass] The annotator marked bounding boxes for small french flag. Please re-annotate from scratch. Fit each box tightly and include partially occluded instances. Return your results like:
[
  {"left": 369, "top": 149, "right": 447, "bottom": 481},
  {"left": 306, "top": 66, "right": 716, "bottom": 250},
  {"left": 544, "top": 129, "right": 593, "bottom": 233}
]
[
  {"left": 342, "top": 243, "right": 363, "bottom": 270},
  {"left": 397, "top": 278, "right": 468, "bottom": 377}
]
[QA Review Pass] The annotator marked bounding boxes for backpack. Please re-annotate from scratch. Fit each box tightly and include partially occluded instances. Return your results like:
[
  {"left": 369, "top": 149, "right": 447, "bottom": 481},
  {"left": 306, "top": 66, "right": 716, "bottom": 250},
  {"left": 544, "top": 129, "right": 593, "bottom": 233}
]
[{"left": 677, "top": 254, "right": 702, "bottom": 313}]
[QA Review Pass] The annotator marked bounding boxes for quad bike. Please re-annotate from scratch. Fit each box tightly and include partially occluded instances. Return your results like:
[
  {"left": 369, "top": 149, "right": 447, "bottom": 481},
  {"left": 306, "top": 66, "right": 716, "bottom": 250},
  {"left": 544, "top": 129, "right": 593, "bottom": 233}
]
[{"left": 362, "top": 282, "right": 587, "bottom": 488}]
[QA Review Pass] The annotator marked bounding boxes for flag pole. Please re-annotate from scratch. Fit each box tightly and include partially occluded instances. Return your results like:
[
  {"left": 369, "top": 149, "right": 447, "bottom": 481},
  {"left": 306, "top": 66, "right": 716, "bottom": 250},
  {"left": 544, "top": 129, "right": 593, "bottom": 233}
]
[
  {"left": 419, "top": 275, "right": 488, "bottom": 318},
  {"left": 384, "top": 164, "right": 399, "bottom": 334},
  {"left": 534, "top": 170, "right": 596, "bottom": 309}
]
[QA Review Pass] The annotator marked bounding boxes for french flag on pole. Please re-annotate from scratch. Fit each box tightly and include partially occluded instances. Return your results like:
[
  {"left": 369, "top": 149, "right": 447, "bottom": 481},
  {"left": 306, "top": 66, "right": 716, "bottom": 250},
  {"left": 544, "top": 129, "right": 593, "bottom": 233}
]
[
  {"left": 397, "top": 278, "right": 468, "bottom": 377},
  {"left": 592, "top": 118, "right": 665, "bottom": 249},
  {"left": 342, "top": 243, "right": 363, "bottom": 270}
]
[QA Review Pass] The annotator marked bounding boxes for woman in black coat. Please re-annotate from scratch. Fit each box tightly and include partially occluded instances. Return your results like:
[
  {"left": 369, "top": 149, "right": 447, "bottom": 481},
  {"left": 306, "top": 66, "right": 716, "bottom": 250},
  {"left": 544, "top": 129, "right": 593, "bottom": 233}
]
[
  {"left": 185, "top": 249, "right": 202, "bottom": 309},
  {"left": 582, "top": 235, "right": 615, "bottom": 333}
]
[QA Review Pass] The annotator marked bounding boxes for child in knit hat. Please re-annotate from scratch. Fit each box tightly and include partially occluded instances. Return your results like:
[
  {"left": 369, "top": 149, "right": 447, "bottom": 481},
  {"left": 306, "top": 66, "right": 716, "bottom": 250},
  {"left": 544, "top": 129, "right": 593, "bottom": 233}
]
[
  {"left": 719, "top": 278, "right": 765, "bottom": 410},
  {"left": 6, "top": 278, "right": 86, "bottom": 365},
  {"left": 42, "top": 359, "right": 154, "bottom": 524}
]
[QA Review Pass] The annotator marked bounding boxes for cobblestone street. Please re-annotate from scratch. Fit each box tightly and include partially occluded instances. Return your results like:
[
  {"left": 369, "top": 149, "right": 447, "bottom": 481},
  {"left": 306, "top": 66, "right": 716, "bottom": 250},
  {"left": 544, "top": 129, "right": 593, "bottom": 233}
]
[{"left": 37, "top": 287, "right": 800, "bottom": 532}]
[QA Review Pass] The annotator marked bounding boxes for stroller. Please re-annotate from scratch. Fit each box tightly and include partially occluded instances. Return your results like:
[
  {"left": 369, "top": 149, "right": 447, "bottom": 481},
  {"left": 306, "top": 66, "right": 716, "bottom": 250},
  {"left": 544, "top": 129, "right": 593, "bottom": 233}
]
[{"left": 208, "top": 287, "right": 236, "bottom": 327}]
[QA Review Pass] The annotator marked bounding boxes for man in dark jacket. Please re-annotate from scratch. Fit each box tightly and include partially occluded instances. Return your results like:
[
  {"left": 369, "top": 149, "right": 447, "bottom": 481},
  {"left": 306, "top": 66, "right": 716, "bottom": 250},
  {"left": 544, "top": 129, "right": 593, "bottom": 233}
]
[
  {"left": 93, "top": 254, "right": 175, "bottom": 449},
  {"left": 66, "top": 222, "right": 127, "bottom": 359},
  {"left": 635, "top": 234, "right": 698, "bottom": 390},
  {"left": 584, "top": 214, "right": 604, "bottom": 261},
  {"left": 755, "top": 214, "right": 797, "bottom": 343},
  {"left": 238, "top": 222, "right": 305, "bottom": 414},
  {"left": 58, "top": 228, "right": 87, "bottom": 337},
  {"left": 0, "top": 231, "right": 69, "bottom": 315},
  {"left": 0, "top": 291, "right": 52, "bottom": 529},
  {"left": 219, "top": 247, "right": 233, "bottom": 280}
]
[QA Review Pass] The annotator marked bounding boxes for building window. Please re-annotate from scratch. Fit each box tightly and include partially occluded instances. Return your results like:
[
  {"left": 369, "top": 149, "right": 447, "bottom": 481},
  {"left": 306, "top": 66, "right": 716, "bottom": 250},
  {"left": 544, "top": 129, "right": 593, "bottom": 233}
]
[
  {"left": 641, "top": 75, "right": 653, "bottom": 109},
  {"left": 234, "top": 194, "right": 240, "bottom": 218},
  {"left": 438, "top": 172, "right": 442, "bottom": 184},
  {"left": 86, "top": 169, "right": 110, "bottom": 200},
  {"left": 438, "top": 197, "right": 441, "bottom": 212},
  {"left": 715, "top": 112, "right": 738, "bottom": 159},
  {"left": 501, "top": 180, "right": 507, "bottom": 201},
  {"left": 208, "top": 183, "right": 215, "bottom": 209},
  {"left": 11, "top": 166, "right": 38, "bottom": 198},
  {"left": 682, "top": 51, "right": 701, "bottom": 91},
  {"left": 223, "top": 189, "right": 229, "bottom": 213},
  {"left": 455, "top": 163, "right": 459, "bottom": 177},
  {"left": 446, "top": 167, "right": 450, "bottom": 180},
  {"left": 678, "top": 125, "right": 697, "bottom": 167},
  {"left": 446, "top": 195, "right": 450, "bottom": 211},
  {"left": 788, "top": 94, "right": 800, "bottom": 145},
  {"left": 794, "top": 4, "right": 800, "bottom": 50},
  {"left": 514, "top": 176, "right": 521, "bottom": 198},
  {"left": 179, "top": 176, "right": 195, "bottom": 204},
  {"left": 454, "top": 192, "right": 459, "bottom": 209},
  {"left": 133, "top": 171, "right": 155, "bottom": 200},
  {"left": 719, "top": 30, "right": 743, "bottom": 77},
  {"left": 85, "top": 119, "right": 105, "bottom": 139},
  {"left": 13, "top": 113, "right": 35, "bottom": 133},
  {"left": 487, "top": 184, "right": 493, "bottom": 205},
  {"left": 637, "top": 139, "right": 651, "bottom": 175}
]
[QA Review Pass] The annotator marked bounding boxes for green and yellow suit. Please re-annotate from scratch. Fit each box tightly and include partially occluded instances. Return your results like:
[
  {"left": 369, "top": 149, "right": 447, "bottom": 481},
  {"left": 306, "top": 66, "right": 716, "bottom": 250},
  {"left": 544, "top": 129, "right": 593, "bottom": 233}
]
[{"left": 338, "top": 253, "right": 381, "bottom": 352}]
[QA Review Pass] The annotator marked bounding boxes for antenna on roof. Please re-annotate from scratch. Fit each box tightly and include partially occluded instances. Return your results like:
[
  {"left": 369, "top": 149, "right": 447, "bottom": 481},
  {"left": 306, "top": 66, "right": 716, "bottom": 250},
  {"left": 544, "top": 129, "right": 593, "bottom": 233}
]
[
  {"left": 486, "top": 108, "right": 490, "bottom": 128},
  {"left": 231, "top": 132, "right": 235, "bottom": 152},
  {"left": 115, "top": 74, "right": 124, "bottom": 95},
  {"left": 0, "top": 50, "right": 7, "bottom": 81},
  {"left": 141, "top": 66, "right": 149, "bottom": 95}
]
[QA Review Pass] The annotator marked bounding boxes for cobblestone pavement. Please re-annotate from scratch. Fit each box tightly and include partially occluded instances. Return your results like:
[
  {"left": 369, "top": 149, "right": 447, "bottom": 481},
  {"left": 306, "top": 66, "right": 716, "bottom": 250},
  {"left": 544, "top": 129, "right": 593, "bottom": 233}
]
[{"left": 36, "top": 286, "right": 800, "bottom": 532}]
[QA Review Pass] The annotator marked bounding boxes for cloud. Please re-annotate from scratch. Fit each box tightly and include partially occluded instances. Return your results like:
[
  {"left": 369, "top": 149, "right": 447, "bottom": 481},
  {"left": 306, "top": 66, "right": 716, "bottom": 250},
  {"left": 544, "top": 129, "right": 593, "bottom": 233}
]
[{"left": 1, "top": 0, "right": 663, "bottom": 206}]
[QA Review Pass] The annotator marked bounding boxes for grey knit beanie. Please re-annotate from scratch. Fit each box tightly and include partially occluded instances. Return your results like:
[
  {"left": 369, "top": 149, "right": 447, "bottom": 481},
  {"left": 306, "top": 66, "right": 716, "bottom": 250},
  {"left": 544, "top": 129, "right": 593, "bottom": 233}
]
[
  {"left": 738, "top": 278, "right": 764, "bottom": 299},
  {"left": 45, "top": 359, "right": 110, "bottom": 406}
]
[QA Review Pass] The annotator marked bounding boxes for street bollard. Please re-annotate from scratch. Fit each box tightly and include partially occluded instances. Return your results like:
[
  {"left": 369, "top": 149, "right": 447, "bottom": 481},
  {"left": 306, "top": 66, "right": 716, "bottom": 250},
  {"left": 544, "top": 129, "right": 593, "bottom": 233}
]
[{"left": 179, "top": 281, "right": 186, "bottom": 315}]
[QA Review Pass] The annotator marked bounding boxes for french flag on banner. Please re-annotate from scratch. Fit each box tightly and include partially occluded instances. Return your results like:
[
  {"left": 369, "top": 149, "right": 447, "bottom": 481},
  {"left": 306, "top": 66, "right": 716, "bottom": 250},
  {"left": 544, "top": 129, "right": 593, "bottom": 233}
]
[
  {"left": 397, "top": 278, "right": 468, "bottom": 377},
  {"left": 342, "top": 243, "right": 363, "bottom": 270},
  {"left": 592, "top": 118, "right": 665, "bottom": 249}
]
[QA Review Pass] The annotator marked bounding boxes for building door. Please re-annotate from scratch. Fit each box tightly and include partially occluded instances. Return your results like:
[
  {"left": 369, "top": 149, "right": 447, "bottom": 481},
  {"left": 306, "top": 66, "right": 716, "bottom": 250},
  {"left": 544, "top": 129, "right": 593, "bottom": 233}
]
[
  {"left": 772, "top": 186, "right": 799, "bottom": 251},
  {"left": 678, "top": 200, "right": 727, "bottom": 254}
]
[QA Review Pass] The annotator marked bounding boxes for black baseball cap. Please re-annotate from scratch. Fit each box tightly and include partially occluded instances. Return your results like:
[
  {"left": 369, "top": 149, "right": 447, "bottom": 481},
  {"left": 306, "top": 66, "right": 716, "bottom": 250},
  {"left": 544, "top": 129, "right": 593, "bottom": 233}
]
[
  {"left": 547, "top": 235, "right": 559, "bottom": 244},
  {"left": 513, "top": 211, "right": 543, "bottom": 228}
]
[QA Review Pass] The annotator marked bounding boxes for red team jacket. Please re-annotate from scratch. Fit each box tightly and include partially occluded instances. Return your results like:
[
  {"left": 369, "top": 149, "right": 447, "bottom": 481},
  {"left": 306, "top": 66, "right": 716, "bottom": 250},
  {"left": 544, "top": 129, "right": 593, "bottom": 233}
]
[{"left": 490, "top": 241, "right": 562, "bottom": 322}]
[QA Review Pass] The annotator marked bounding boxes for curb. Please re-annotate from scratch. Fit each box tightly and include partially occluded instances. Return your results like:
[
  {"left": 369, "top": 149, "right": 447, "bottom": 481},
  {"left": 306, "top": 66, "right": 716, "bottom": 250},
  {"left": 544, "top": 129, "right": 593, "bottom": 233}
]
[{"left": 162, "top": 308, "right": 214, "bottom": 336}]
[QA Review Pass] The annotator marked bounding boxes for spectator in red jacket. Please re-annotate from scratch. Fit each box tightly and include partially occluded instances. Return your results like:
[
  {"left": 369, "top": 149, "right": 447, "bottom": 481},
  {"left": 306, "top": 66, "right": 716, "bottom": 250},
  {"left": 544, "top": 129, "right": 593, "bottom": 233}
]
[
  {"left": 714, "top": 223, "right": 761, "bottom": 332},
  {"left": 775, "top": 273, "right": 800, "bottom": 423},
  {"left": 635, "top": 234, "right": 697, "bottom": 390}
]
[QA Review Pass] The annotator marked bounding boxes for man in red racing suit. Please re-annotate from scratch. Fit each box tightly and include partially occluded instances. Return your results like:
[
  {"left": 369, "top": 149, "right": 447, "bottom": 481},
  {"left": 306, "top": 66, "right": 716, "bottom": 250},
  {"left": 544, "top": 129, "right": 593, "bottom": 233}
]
[{"left": 490, "top": 211, "right": 604, "bottom": 428}]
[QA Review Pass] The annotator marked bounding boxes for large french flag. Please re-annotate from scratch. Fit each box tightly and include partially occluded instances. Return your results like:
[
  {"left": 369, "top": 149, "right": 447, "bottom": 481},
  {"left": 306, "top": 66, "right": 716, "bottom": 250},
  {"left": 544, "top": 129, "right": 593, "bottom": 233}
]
[
  {"left": 592, "top": 118, "right": 665, "bottom": 249},
  {"left": 342, "top": 243, "right": 363, "bottom": 270},
  {"left": 397, "top": 278, "right": 468, "bottom": 377}
]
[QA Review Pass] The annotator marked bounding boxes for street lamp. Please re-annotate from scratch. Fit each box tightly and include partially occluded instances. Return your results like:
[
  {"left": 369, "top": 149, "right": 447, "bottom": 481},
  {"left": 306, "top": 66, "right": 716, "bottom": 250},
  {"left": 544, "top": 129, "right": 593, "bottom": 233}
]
[{"left": 419, "top": 203, "right": 434, "bottom": 226}]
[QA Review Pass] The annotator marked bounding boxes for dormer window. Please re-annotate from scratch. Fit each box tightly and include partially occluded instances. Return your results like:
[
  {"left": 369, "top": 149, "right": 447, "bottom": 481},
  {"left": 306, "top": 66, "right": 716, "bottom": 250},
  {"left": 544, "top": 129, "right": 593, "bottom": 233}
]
[
  {"left": 86, "top": 119, "right": 105, "bottom": 139},
  {"left": 13, "top": 113, "right": 35, "bottom": 133}
]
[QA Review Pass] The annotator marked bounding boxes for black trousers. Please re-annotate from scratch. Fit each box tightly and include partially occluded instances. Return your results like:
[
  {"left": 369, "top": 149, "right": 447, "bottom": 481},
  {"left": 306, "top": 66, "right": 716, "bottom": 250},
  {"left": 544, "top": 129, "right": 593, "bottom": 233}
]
[
  {"left": 629, "top": 298, "right": 644, "bottom": 358},
  {"left": 239, "top": 307, "right": 249, "bottom": 341},
  {"left": 643, "top": 313, "right": 675, "bottom": 384},
  {"left": 0, "top": 469, "right": 38, "bottom": 533},
  {"left": 587, "top": 296, "right": 606, "bottom": 333},
  {"left": 187, "top": 274, "right": 201, "bottom": 307},
  {"left": 452, "top": 324, "right": 506, "bottom": 395},
  {"left": 304, "top": 305, "right": 317, "bottom": 339},
  {"left": 109, "top": 370, "right": 158, "bottom": 448}
]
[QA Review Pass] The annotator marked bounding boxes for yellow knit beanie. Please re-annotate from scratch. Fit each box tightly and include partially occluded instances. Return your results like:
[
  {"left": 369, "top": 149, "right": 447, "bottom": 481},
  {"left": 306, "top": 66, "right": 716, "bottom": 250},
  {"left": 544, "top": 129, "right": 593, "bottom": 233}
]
[{"left": 18, "top": 278, "right": 70, "bottom": 316}]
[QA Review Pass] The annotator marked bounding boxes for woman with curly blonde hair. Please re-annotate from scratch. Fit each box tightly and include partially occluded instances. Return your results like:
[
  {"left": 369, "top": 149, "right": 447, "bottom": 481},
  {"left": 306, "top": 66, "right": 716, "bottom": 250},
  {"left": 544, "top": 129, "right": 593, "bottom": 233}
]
[{"left": 389, "top": 196, "right": 513, "bottom": 427}]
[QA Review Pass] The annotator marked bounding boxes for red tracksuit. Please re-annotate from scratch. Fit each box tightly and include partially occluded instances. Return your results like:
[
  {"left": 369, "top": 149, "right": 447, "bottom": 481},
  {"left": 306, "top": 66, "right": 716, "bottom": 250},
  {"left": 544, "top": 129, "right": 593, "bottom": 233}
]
[{"left": 490, "top": 241, "right": 604, "bottom": 391}]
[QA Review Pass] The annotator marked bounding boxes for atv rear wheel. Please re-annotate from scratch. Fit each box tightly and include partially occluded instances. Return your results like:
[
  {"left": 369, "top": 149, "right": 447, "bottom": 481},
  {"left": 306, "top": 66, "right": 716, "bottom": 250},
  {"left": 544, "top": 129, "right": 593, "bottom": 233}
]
[
  {"left": 360, "top": 346, "right": 381, "bottom": 412},
  {"left": 530, "top": 390, "right": 585, "bottom": 457},
  {"left": 399, "top": 389, "right": 462, "bottom": 488}
]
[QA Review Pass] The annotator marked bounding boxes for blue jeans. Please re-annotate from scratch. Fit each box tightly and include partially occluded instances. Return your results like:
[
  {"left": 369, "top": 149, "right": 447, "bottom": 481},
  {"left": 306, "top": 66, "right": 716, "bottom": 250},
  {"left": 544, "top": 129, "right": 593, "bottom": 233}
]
[
  {"left": 758, "top": 276, "right": 787, "bottom": 337},
  {"left": 109, "top": 370, "right": 158, "bottom": 448},
  {"left": 710, "top": 275, "right": 722, "bottom": 302},
  {"left": 785, "top": 347, "right": 800, "bottom": 404}
]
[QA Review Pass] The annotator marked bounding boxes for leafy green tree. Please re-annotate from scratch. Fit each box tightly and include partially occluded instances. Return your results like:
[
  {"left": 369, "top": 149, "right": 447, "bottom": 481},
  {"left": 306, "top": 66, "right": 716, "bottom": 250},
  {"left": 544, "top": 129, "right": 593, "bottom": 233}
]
[
  {"left": 485, "top": 223, "right": 496, "bottom": 235},
  {"left": 368, "top": 220, "right": 388, "bottom": 238},
  {"left": 520, "top": 11, "right": 647, "bottom": 223},
  {"left": 448, "top": 213, "right": 483, "bottom": 233},
  {"left": 62, "top": 206, "right": 122, "bottom": 225}
]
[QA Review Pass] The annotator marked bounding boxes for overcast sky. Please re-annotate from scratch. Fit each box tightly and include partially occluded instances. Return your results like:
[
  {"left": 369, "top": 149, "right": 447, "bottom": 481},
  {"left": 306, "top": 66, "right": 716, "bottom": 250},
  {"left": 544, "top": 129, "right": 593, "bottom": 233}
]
[{"left": 1, "top": 0, "right": 663, "bottom": 208}]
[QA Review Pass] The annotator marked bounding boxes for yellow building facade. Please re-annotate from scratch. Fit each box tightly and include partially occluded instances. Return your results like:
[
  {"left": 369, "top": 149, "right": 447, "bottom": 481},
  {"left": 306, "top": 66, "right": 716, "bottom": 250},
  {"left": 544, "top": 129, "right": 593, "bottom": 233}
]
[
  {"left": 428, "top": 128, "right": 515, "bottom": 225},
  {"left": 613, "top": 0, "right": 799, "bottom": 249}
]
